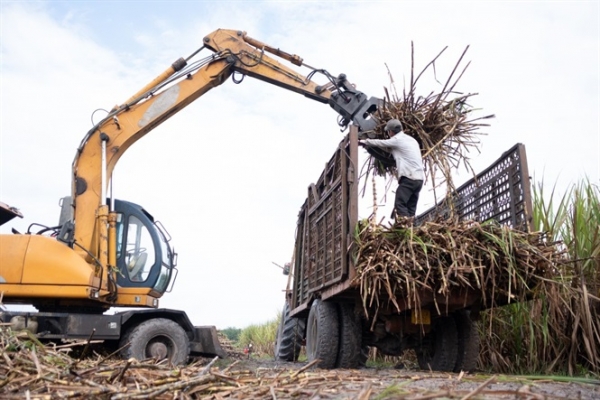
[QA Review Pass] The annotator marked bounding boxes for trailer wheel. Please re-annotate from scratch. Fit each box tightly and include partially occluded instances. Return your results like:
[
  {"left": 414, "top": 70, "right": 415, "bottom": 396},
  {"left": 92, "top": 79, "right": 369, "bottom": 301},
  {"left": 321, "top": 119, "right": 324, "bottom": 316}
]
[
  {"left": 121, "top": 318, "right": 190, "bottom": 366},
  {"left": 336, "top": 303, "right": 361, "bottom": 368},
  {"left": 416, "top": 316, "right": 458, "bottom": 372},
  {"left": 274, "top": 301, "right": 306, "bottom": 361},
  {"left": 358, "top": 345, "right": 370, "bottom": 368},
  {"left": 306, "top": 299, "right": 339, "bottom": 369},
  {"left": 453, "top": 310, "right": 480, "bottom": 373}
]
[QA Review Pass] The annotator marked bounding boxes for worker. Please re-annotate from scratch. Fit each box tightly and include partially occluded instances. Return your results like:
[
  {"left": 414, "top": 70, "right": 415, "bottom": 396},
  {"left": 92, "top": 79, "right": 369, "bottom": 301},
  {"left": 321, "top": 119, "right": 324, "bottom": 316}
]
[{"left": 359, "top": 119, "right": 425, "bottom": 219}]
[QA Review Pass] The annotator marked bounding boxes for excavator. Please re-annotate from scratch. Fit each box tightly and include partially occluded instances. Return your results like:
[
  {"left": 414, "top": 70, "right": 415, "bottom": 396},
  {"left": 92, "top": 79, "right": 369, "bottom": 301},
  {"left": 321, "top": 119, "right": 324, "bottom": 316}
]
[{"left": 0, "top": 29, "right": 381, "bottom": 364}]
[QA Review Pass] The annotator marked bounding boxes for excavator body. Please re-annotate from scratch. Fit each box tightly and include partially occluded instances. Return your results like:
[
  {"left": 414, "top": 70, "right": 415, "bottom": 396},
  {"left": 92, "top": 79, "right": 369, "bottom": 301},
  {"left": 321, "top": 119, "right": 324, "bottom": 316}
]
[{"left": 0, "top": 29, "right": 380, "bottom": 364}]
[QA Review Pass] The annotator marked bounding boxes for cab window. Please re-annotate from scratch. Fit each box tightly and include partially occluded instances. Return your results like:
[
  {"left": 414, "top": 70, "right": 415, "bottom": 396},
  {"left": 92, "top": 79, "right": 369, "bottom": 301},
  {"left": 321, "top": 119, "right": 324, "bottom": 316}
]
[{"left": 124, "top": 215, "right": 156, "bottom": 282}]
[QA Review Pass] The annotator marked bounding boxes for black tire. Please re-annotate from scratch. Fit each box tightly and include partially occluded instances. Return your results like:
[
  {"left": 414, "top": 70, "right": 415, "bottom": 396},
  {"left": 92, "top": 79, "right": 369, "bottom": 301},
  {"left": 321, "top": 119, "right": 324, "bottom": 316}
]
[
  {"left": 336, "top": 303, "right": 362, "bottom": 368},
  {"left": 120, "top": 318, "right": 190, "bottom": 366},
  {"left": 416, "top": 316, "right": 458, "bottom": 372},
  {"left": 306, "top": 299, "right": 339, "bottom": 369},
  {"left": 453, "top": 310, "right": 480, "bottom": 373},
  {"left": 358, "top": 345, "right": 370, "bottom": 368},
  {"left": 274, "top": 301, "right": 306, "bottom": 361}
]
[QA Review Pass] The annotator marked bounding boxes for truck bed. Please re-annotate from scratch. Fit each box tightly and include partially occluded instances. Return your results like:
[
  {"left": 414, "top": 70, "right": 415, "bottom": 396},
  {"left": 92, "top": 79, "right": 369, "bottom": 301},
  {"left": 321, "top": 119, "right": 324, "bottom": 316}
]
[{"left": 288, "top": 126, "right": 533, "bottom": 318}]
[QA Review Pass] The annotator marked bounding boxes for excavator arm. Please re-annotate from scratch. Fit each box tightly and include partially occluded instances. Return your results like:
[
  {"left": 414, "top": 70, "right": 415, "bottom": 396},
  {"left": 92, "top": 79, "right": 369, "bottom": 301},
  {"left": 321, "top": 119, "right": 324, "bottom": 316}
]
[
  {"left": 71, "top": 29, "right": 380, "bottom": 299},
  {"left": 204, "top": 30, "right": 380, "bottom": 129}
]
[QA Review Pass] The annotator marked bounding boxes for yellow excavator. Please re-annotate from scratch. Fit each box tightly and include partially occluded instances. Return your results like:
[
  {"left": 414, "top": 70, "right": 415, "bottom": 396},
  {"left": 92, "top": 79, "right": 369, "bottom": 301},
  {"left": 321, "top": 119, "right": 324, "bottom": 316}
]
[{"left": 0, "top": 29, "right": 380, "bottom": 364}]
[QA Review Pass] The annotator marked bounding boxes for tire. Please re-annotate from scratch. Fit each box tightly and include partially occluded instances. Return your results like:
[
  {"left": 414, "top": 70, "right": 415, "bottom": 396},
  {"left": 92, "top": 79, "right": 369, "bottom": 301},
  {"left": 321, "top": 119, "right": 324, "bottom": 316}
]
[
  {"left": 274, "top": 301, "right": 306, "bottom": 361},
  {"left": 120, "top": 318, "right": 190, "bottom": 366},
  {"left": 358, "top": 345, "right": 370, "bottom": 368},
  {"left": 416, "top": 316, "right": 458, "bottom": 372},
  {"left": 336, "top": 303, "right": 362, "bottom": 368},
  {"left": 453, "top": 310, "right": 480, "bottom": 373},
  {"left": 306, "top": 299, "right": 339, "bottom": 369}
]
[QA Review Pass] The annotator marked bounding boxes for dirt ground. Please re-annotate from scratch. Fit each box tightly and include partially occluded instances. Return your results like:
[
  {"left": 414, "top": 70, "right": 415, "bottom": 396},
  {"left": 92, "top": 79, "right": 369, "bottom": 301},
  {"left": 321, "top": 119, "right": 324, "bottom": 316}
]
[
  {"left": 2, "top": 335, "right": 598, "bottom": 399},
  {"left": 216, "top": 357, "right": 600, "bottom": 400}
]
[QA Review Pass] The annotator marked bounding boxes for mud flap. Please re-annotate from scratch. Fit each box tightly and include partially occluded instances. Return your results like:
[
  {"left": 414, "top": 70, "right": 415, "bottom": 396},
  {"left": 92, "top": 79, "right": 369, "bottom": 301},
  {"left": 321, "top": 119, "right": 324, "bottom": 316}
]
[{"left": 189, "top": 326, "right": 227, "bottom": 358}]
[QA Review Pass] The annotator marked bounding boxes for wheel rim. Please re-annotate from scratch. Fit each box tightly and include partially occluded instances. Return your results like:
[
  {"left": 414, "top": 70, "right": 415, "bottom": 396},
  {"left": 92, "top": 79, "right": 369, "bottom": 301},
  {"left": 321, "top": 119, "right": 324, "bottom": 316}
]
[{"left": 146, "top": 336, "right": 174, "bottom": 361}]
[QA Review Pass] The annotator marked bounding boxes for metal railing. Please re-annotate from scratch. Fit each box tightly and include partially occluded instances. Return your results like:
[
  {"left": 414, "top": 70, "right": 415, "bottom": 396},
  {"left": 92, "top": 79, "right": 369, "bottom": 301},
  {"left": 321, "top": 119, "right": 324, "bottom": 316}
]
[{"left": 416, "top": 143, "right": 533, "bottom": 231}]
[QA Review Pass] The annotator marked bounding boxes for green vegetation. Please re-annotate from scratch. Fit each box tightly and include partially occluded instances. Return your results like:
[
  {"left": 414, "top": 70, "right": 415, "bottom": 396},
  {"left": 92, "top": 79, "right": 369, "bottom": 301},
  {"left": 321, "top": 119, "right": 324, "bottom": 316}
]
[
  {"left": 220, "top": 327, "right": 242, "bottom": 343},
  {"left": 373, "top": 381, "right": 412, "bottom": 400},
  {"left": 236, "top": 313, "right": 280, "bottom": 358},
  {"left": 478, "top": 178, "right": 600, "bottom": 376}
]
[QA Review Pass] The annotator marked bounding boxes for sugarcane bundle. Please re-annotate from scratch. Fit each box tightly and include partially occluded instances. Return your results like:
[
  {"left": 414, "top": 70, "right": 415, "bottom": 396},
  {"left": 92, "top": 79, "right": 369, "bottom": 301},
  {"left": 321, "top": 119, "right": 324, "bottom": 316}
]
[
  {"left": 364, "top": 44, "right": 494, "bottom": 193},
  {"left": 352, "top": 217, "right": 563, "bottom": 321}
]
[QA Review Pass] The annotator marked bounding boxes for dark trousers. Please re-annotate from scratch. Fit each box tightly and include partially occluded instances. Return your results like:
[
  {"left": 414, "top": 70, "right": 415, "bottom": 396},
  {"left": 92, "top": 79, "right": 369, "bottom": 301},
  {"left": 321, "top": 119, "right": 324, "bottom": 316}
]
[{"left": 394, "top": 176, "right": 424, "bottom": 218}]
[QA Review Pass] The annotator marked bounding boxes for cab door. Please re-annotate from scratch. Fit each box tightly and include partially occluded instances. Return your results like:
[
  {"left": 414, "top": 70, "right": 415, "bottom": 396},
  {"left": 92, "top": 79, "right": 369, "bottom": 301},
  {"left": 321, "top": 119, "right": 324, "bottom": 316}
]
[{"left": 114, "top": 200, "right": 162, "bottom": 288}]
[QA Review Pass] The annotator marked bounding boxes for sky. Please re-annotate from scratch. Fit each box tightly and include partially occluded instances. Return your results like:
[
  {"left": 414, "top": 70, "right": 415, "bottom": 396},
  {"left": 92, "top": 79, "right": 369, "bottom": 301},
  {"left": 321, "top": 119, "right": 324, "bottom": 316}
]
[{"left": 1, "top": 1, "right": 598, "bottom": 330}]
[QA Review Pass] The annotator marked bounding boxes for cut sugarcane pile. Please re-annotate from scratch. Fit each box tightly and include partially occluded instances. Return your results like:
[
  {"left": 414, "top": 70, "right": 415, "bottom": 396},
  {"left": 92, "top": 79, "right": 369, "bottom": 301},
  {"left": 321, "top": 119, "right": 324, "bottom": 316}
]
[
  {"left": 3, "top": 327, "right": 598, "bottom": 399},
  {"left": 353, "top": 218, "right": 563, "bottom": 320},
  {"left": 363, "top": 44, "right": 494, "bottom": 192}
]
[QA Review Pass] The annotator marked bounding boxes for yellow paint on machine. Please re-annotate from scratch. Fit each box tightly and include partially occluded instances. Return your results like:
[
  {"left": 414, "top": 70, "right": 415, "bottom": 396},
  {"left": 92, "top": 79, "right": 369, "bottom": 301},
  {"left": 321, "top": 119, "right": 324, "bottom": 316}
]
[
  {"left": 0, "top": 235, "right": 95, "bottom": 286},
  {"left": 115, "top": 289, "right": 160, "bottom": 308},
  {"left": 0, "top": 283, "right": 93, "bottom": 299}
]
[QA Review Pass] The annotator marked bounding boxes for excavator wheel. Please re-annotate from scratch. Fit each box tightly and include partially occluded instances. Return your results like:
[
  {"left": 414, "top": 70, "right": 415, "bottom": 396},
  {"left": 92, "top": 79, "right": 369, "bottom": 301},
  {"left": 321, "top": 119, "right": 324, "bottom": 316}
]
[
  {"left": 305, "top": 299, "right": 339, "bottom": 369},
  {"left": 120, "top": 318, "right": 190, "bottom": 366},
  {"left": 416, "top": 316, "right": 458, "bottom": 372},
  {"left": 274, "top": 301, "right": 306, "bottom": 362}
]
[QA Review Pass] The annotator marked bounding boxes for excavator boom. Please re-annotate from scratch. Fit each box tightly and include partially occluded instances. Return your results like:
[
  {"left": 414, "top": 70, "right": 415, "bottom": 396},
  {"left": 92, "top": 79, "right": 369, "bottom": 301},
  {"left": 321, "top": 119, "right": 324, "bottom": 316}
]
[
  {"left": 71, "top": 28, "right": 380, "bottom": 302},
  {"left": 0, "top": 28, "right": 382, "bottom": 364},
  {"left": 1, "top": 28, "right": 381, "bottom": 310}
]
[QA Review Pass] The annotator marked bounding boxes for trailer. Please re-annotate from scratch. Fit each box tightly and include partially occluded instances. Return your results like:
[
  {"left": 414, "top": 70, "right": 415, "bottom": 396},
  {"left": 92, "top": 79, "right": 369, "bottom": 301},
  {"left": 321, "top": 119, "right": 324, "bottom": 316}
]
[{"left": 274, "top": 126, "right": 533, "bottom": 371}]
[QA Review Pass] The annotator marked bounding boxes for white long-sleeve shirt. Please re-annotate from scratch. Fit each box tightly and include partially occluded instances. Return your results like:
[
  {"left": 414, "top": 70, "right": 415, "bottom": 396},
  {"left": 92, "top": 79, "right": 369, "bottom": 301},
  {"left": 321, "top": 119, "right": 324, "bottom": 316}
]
[{"left": 362, "top": 133, "right": 425, "bottom": 181}]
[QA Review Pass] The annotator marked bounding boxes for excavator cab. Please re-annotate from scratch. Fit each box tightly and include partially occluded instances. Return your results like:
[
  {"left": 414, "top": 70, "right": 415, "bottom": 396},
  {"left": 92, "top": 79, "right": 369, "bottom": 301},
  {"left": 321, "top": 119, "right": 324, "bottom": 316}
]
[
  {"left": 113, "top": 200, "right": 177, "bottom": 294},
  {"left": 57, "top": 197, "right": 177, "bottom": 295}
]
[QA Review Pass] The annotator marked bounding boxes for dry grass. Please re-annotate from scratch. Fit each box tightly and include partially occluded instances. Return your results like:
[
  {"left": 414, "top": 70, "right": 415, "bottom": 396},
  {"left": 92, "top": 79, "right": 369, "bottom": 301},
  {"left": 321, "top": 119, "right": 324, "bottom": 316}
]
[
  {"left": 357, "top": 44, "right": 600, "bottom": 377},
  {"left": 353, "top": 217, "right": 562, "bottom": 327},
  {"left": 361, "top": 43, "right": 494, "bottom": 200},
  {"left": 237, "top": 318, "right": 278, "bottom": 358},
  {"left": 478, "top": 179, "right": 600, "bottom": 375},
  {"left": 2, "top": 327, "right": 599, "bottom": 399}
]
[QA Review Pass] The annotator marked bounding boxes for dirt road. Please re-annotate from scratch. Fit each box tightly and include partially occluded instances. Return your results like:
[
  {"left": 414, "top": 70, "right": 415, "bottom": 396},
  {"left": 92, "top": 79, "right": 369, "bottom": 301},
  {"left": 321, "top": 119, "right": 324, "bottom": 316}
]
[
  {"left": 218, "top": 357, "right": 600, "bottom": 399},
  {"left": 2, "top": 341, "right": 598, "bottom": 399}
]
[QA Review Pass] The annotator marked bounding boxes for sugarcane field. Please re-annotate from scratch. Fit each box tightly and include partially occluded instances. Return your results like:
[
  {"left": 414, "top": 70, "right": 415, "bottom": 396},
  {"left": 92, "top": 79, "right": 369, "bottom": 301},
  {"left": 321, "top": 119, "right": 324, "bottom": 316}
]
[
  {"left": 1, "top": 2, "right": 599, "bottom": 400},
  {"left": 2, "top": 37, "right": 599, "bottom": 399}
]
